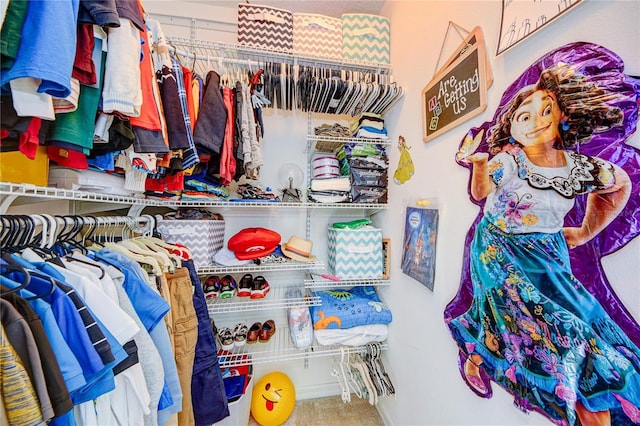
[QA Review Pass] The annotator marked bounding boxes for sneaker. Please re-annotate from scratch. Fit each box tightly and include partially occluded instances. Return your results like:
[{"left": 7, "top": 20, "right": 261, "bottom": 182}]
[
  {"left": 218, "top": 327, "right": 234, "bottom": 351},
  {"left": 237, "top": 273, "right": 253, "bottom": 297},
  {"left": 202, "top": 275, "right": 221, "bottom": 299},
  {"left": 233, "top": 323, "right": 249, "bottom": 347},
  {"left": 250, "top": 275, "right": 270, "bottom": 299},
  {"left": 219, "top": 275, "right": 237, "bottom": 299}
]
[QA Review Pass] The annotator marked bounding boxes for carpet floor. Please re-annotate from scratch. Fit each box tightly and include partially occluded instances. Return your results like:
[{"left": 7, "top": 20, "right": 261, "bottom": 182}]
[{"left": 248, "top": 395, "right": 384, "bottom": 425}]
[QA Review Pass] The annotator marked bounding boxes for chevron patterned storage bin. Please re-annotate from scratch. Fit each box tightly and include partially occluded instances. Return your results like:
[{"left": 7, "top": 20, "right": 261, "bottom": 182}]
[
  {"left": 157, "top": 219, "right": 225, "bottom": 268},
  {"left": 293, "top": 13, "right": 342, "bottom": 59},
  {"left": 328, "top": 227, "right": 383, "bottom": 279},
  {"left": 341, "top": 13, "right": 390, "bottom": 64},
  {"left": 238, "top": 4, "right": 293, "bottom": 52}
]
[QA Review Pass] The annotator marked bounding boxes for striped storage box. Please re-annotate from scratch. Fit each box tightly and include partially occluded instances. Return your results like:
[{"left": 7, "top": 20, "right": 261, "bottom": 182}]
[
  {"left": 293, "top": 13, "right": 342, "bottom": 59},
  {"left": 237, "top": 3, "right": 293, "bottom": 52},
  {"left": 341, "top": 13, "right": 390, "bottom": 64},
  {"left": 328, "top": 227, "right": 383, "bottom": 279},
  {"left": 157, "top": 219, "right": 225, "bottom": 268}
]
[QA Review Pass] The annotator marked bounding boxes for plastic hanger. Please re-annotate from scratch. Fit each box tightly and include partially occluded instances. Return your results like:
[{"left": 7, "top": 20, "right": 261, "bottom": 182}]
[
  {"left": 0, "top": 261, "right": 56, "bottom": 300},
  {"left": 331, "top": 348, "right": 351, "bottom": 403},
  {"left": 103, "top": 242, "right": 163, "bottom": 276},
  {"left": 132, "top": 237, "right": 182, "bottom": 269},
  {"left": 0, "top": 263, "right": 31, "bottom": 295},
  {"left": 344, "top": 350, "right": 364, "bottom": 399},
  {"left": 120, "top": 239, "right": 172, "bottom": 273}
]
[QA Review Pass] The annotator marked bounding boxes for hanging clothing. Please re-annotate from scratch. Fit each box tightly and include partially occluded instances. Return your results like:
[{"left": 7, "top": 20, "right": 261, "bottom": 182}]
[
  {"left": 164, "top": 267, "right": 198, "bottom": 426},
  {"left": 219, "top": 86, "right": 237, "bottom": 186},
  {"left": 183, "top": 259, "right": 230, "bottom": 425},
  {"left": 193, "top": 70, "right": 226, "bottom": 158},
  {"left": 1, "top": 291, "right": 73, "bottom": 419},
  {"left": 1, "top": 298, "right": 55, "bottom": 422},
  {"left": 0, "top": 322, "right": 44, "bottom": 426}
]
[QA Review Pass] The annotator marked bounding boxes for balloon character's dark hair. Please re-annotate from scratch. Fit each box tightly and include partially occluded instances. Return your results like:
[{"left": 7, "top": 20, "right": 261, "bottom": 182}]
[{"left": 487, "top": 63, "right": 623, "bottom": 154}]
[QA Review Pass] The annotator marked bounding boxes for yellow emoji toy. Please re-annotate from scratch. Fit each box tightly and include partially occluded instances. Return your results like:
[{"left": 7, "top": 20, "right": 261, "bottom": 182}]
[{"left": 250, "top": 372, "right": 296, "bottom": 426}]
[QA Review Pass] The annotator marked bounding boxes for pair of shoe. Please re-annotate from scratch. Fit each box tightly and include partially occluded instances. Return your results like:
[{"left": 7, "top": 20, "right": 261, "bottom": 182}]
[
  {"left": 237, "top": 274, "right": 270, "bottom": 299},
  {"left": 247, "top": 320, "right": 276, "bottom": 343},
  {"left": 203, "top": 275, "right": 237, "bottom": 299},
  {"left": 218, "top": 322, "right": 249, "bottom": 351}
]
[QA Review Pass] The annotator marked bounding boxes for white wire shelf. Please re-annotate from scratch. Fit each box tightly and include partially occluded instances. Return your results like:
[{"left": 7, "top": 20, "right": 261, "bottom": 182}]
[
  {"left": 215, "top": 329, "right": 388, "bottom": 368},
  {"left": 166, "top": 36, "right": 393, "bottom": 75},
  {"left": 207, "top": 286, "right": 321, "bottom": 315},
  {"left": 307, "top": 134, "right": 393, "bottom": 155},
  {"left": 196, "top": 260, "right": 326, "bottom": 275},
  {"left": 304, "top": 277, "right": 391, "bottom": 289},
  {"left": 0, "top": 182, "right": 388, "bottom": 213}
]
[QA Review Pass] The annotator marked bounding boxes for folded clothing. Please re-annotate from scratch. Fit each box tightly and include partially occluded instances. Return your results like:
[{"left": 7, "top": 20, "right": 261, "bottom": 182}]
[
  {"left": 314, "top": 323, "right": 388, "bottom": 346},
  {"left": 310, "top": 176, "right": 350, "bottom": 192},
  {"left": 355, "top": 126, "right": 388, "bottom": 139}
]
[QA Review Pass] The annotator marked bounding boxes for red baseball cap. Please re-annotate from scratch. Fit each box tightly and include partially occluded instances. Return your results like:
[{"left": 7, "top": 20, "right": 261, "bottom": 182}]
[{"left": 228, "top": 227, "right": 281, "bottom": 260}]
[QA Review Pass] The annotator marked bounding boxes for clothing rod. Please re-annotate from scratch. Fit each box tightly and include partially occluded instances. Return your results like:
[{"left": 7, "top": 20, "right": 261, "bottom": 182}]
[
  {"left": 172, "top": 48, "right": 260, "bottom": 68},
  {"left": 167, "top": 36, "right": 391, "bottom": 74}
]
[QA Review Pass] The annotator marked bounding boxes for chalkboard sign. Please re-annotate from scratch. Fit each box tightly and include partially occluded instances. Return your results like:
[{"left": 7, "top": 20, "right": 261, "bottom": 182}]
[{"left": 422, "top": 41, "right": 488, "bottom": 143}]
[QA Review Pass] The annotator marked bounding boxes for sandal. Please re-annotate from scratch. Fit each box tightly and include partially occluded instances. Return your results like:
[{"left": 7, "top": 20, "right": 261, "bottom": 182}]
[
  {"left": 218, "top": 327, "right": 234, "bottom": 351},
  {"left": 259, "top": 319, "right": 276, "bottom": 342},
  {"left": 250, "top": 276, "right": 270, "bottom": 299},
  {"left": 233, "top": 323, "right": 249, "bottom": 347},
  {"left": 247, "top": 322, "right": 261, "bottom": 344},
  {"left": 458, "top": 350, "right": 492, "bottom": 398}
]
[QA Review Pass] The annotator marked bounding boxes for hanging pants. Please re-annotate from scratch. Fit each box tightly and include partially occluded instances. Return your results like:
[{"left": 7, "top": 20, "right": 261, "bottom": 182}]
[
  {"left": 165, "top": 268, "right": 198, "bottom": 426},
  {"left": 183, "top": 260, "right": 230, "bottom": 425}
]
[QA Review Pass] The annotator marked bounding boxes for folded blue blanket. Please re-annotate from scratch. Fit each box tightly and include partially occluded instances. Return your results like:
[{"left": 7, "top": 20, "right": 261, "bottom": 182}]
[{"left": 310, "top": 286, "right": 392, "bottom": 330}]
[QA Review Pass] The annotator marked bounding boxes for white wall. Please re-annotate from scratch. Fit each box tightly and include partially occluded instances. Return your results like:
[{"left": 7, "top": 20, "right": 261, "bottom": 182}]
[
  {"left": 377, "top": 1, "right": 640, "bottom": 425},
  {"left": 142, "top": 1, "right": 640, "bottom": 424}
]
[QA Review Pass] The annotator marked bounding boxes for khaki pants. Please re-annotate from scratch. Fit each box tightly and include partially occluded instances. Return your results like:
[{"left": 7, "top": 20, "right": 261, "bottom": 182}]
[{"left": 165, "top": 268, "right": 198, "bottom": 426}]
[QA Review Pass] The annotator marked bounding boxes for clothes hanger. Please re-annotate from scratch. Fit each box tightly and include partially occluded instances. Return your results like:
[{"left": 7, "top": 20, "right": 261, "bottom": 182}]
[
  {"left": 65, "top": 252, "right": 107, "bottom": 279},
  {"left": 331, "top": 348, "right": 351, "bottom": 403},
  {"left": 131, "top": 237, "right": 182, "bottom": 270},
  {"left": 103, "top": 241, "right": 163, "bottom": 276},
  {"left": 351, "top": 352, "right": 378, "bottom": 405},
  {"left": 118, "top": 239, "right": 171, "bottom": 273},
  {"left": 0, "top": 260, "right": 56, "bottom": 300},
  {"left": 0, "top": 263, "right": 31, "bottom": 295},
  {"left": 344, "top": 349, "right": 364, "bottom": 399}
]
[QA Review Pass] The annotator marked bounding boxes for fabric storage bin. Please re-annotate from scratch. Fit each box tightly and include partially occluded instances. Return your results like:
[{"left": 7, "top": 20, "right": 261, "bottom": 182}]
[
  {"left": 328, "top": 227, "right": 383, "bottom": 279},
  {"left": 341, "top": 13, "right": 390, "bottom": 64},
  {"left": 293, "top": 13, "right": 342, "bottom": 59},
  {"left": 0, "top": 146, "right": 49, "bottom": 186},
  {"left": 157, "top": 219, "right": 225, "bottom": 267},
  {"left": 237, "top": 3, "right": 293, "bottom": 52}
]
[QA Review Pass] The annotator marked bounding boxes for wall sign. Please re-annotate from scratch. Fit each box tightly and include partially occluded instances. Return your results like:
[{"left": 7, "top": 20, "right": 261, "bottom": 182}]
[
  {"left": 422, "top": 38, "right": 488, "bottom": 143},
  {"left": 496, "top": 0, "right": 583, "bottom": 55}
]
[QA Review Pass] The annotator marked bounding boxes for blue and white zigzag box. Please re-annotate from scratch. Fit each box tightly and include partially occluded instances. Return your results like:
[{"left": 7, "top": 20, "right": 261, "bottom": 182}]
[
  {"left": 328, "top": 227, "right": 383, "bottom": 279},
  {"left": 341, "top": 13, "right": 390, "bottom": 64}
]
